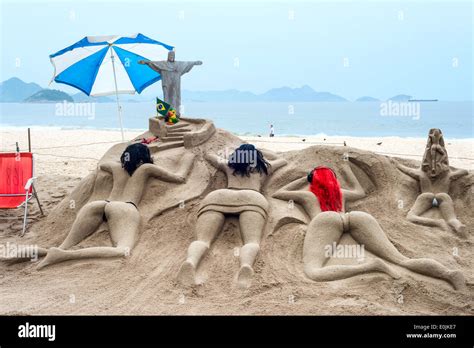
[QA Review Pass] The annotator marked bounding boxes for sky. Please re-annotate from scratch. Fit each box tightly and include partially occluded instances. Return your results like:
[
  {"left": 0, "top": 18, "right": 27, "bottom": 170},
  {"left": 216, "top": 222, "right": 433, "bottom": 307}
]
[{"left": 0, "top": 0, "right": 472, "bottom": 101}]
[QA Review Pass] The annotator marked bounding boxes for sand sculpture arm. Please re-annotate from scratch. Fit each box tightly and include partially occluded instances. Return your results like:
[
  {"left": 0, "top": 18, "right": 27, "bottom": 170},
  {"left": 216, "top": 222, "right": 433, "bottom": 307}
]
[
  {"left": 267, "top": 158, "right": 288, "bottom": 174},
  {"left": 176, "top": 152, "right": 196, "bottom": 180},
  {"left": 178, "top": 61, "right": 203, "bottom": 75},
  {"left": 272, "top": 176, "right": 310, "bottom": 202},
  {"left": 138, "top": 60, "right": 173, "bottom": 73},
  {"left": 259, "top": 148, "right": 279, "bottom": 160},
  {"left": 258, "top": 148, "right": 287, "bottom": 173},
  {"left": 204, "top": 152, "right": 227, "bottom": 172},
  {"left": 142, "top": 153, "right": 195, "bottom": 183},
  {"left": 99, "top": 162, "right": 113, "bottom": 174},
  {"left": 395, "top": 162, "right": 420, "bottom": 180},
  {"left": 340, "top": 163, "right": 366, "bottom": 203},
  {"left": 450, "top": 169, "right": 468, "bottom": 181},
  {"left": 99, "top": 162, "right": 120, "bottom": 175}
]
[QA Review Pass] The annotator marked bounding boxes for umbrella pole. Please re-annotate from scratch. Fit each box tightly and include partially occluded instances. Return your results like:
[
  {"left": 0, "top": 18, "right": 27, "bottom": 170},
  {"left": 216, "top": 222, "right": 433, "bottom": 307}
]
[{"left": 110, "top": 47, "right": 125, "bottom": 142}]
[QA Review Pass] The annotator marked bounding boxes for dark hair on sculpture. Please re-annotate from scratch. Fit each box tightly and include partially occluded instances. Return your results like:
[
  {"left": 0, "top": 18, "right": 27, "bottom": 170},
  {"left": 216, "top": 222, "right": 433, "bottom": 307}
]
[
  {"left": 307, "top": 166, "right": 337, "bottom": 183},
  {"left": 120, "top": 143, "right": 153, "bottom": 176},
  {"left": 228, "top": 144, "right": 270, "bottom": 177}
]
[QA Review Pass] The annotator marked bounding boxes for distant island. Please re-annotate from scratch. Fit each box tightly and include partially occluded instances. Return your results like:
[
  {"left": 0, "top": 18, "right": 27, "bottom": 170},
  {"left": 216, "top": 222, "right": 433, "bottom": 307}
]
[
  {"left": 183, "top": 85, "right": 347, "bottom": 102},
  {"left": 24, "top": 89, "right": 73, "bottom": 103},
  {"left": 387, "top": 94, "right": 413, "bottom": 102},
  {"left": 0, "top": 77, "right": 113, "bottom": 103},
  {"left": 0, "top": 77, "right": 430, "bottom": 103},
  {"left": 355, "top": 96, "right": 380, "bottom": 102},
  {"left": 0, "top": 77, "right": 43, "bottom": 102},
  {"left": 71, "top": 93, "right": 114, "bottom": 103}
]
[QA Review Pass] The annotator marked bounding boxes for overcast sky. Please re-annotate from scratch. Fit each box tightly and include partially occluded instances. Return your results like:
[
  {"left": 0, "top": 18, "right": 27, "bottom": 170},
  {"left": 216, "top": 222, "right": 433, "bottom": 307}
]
[{"left": 0, "top": 0, "right": 472, "bottom": 100}]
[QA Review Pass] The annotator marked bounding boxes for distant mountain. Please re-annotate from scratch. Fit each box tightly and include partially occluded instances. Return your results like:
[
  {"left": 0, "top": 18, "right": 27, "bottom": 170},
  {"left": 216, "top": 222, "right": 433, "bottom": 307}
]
[
  {"left": 183, "top": 85, "right": 347, "bottom": 102},
  {"left": 260, "top": 85, "right": 346, "bottom": 102},
  {"left": 72, "top": 93, "right": 114, "bottom": 103},
  {"left": 183, "top": 89, "right": 258, "bottom": 102},
  {"left": 388, "top": 94, "right": 412, "bottom": 101},
  {"left": 355, "top": 96, "right": 380, "bottom": 102},
  {"left": 1, "top": 77, "right": 417, "bottom": 104},
  {"left": 24, "top": 89, "right": 73, "bottom": 103},
  {"left": 0, "top": 77, "right": 42, "bottom": 102}
]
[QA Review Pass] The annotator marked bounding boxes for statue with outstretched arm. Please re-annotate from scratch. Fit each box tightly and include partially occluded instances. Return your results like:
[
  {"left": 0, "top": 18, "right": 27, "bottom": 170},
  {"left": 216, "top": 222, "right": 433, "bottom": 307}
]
[{"left": 139, "top": 51, "right": 202, "bottom": 116}]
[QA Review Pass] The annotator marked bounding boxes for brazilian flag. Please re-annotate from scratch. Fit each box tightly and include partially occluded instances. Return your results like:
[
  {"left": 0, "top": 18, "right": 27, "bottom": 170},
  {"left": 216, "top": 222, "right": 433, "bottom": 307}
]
[{"left": 156, "top": 97, "right": 172, "bottom": 117}]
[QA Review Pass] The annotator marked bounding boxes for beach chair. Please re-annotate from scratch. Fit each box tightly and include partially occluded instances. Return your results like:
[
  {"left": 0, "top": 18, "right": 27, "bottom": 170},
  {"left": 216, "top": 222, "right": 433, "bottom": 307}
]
[{"left": 0, "top": 152, "right": 44, "bottom": 236}]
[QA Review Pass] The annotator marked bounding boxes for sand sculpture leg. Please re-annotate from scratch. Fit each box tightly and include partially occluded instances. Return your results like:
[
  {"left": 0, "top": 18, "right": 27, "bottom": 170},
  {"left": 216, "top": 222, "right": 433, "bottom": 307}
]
[
  {"left": 0, "top": 245, "right": 48, "bottom": 261},
  {"left": 37, "top": 202, "right": 140, "bottom": 269},
  {"left": 57, "top": 201, "right": 108, "bottom": 250},
  {"left": 237, "top": 211, "right": 266, "bottom": 288},
  {"left": 435, "top": 193, "right": 466, "bottom": 235},
  {"left": 177, "top": 211, "right": 225, "bottom": 285},
  {"left": 1, "top": 201, "right": 108, "bottom": 262},
  {"left": 348, "top": 211, "right": 466, "bottom": 290},
  {"left": 407, "top": 193, "right": 447, "bottom": 230},
  {"left": 303, "top": 211, "right": 399, "bottom": 282}
]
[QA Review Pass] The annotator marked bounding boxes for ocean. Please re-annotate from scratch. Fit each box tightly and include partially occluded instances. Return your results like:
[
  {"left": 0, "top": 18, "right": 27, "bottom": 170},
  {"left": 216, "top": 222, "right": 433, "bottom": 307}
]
[{"left": 0, "top": 101, "right": 472, "bottom": 138}]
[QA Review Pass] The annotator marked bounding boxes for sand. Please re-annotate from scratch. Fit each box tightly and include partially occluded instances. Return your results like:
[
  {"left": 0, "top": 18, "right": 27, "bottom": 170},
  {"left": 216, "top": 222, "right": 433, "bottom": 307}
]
[
  {"left": 0, "top": 128, "right": 471, "bottom": 179},
  {"left": 240, "top": 135, "right": 473, "bottom": 171},
  {"left": 0, "top": 126, "right": 473, "bottom": 315}
]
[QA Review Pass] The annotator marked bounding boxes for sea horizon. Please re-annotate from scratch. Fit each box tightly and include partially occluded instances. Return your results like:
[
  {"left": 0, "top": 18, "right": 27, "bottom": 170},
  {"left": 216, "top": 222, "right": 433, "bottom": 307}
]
[{"left": 1, "top": 100, "right": 472, "bottom": 139}]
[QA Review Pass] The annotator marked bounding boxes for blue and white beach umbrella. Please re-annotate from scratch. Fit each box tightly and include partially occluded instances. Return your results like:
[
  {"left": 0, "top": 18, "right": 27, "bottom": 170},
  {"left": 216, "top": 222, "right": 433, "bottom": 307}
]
[{"left": 50, "top": 33, "right": 173, "bottom": 140}]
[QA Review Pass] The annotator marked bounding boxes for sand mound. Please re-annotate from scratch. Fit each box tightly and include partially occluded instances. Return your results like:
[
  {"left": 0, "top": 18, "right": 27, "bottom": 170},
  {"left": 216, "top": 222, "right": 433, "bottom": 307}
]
[{"left": 0, "top": 120, "right": 472, "bottom": 315}]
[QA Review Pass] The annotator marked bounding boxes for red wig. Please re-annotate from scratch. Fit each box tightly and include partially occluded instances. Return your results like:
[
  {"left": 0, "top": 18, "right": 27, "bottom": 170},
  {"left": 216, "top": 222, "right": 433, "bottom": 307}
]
[{"left": 309, "top": 166, "right": 343, "bottom": 212}]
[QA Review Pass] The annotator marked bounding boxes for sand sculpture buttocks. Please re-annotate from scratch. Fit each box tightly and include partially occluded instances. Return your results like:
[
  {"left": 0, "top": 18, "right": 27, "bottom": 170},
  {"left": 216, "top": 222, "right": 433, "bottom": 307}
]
[
  {"left": 1, "top": 117, "right": 218, "bottom": 269},
  {"left": 177, "top": 144, "right": 287, "bottom": 288},
  {"left": 1, "top": 120, "right": 472, "bottom": 315},
  {"left": 33, "top": 144, "right": 196, "bottom": 269},
  {"left": 272, "top": 159, "right": 466, "bottom": 290},
  {"left": 395, "top": 128, "right": 468, "bottom": 236}
]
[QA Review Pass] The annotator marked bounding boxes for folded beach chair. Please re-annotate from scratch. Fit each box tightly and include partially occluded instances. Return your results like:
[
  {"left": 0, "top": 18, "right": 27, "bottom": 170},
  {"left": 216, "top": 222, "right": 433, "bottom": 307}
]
[{"left": 0, "top": 152, "right": 44, "bottom": 236}]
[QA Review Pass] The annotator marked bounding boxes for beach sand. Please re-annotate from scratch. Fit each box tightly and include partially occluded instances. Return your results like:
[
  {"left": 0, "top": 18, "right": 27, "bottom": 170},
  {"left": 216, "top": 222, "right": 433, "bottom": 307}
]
[
  {"left": 0, "top": 126, "right": 472, "bottom": 315},
  {"left": 241, "top": 135, "right": 473, "bottom": 171},
  {"left": 1, "top": 128, "right": 472, "bottom": 179}
]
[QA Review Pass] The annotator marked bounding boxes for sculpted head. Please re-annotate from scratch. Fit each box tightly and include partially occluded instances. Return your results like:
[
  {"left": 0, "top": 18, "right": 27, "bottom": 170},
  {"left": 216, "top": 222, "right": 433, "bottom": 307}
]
[
  {"left": 421, "top": 128, "right": 449, "bottom": 177},
  {"left": 307, "top": 166, "right": 343, "bottom": 212},
  {"left": 227, "top": 144, "right": 270, "bottom": 177},
  {"left": 120, "top": 143, "right": 154, "bottom": 176},
  {"left": 168, "top": 50, "right": 175, "bottom": 62},
  {"left": 428, "top": 128, "right": 444, "bottom": 146}
]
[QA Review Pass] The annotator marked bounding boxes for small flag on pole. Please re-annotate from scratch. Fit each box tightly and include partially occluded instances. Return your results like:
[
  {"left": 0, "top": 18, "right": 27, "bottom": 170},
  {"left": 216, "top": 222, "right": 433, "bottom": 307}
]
[
  {"left": 156, "top": 97, "right": 179, "bottom": 124},
  {"left": 156, "top": 97, "right": 172, "bottom": 117}
]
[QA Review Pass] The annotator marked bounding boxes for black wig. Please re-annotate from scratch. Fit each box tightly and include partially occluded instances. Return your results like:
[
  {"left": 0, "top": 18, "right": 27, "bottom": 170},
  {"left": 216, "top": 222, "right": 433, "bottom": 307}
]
[
  {"left": 227, "top": 144, "right": 270, "bottom": 177},
  {"left": 120, "top": 143, "right": 154, "bottom": 176},
  {"left": 307, "top": 166, "right": 337, "bottom": 183}
]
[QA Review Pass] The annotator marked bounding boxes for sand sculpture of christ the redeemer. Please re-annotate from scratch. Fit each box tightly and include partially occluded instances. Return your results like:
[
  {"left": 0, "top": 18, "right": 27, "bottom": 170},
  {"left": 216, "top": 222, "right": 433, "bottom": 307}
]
[{"left": 139, "top": 51, "right": 202, "bottom": 116}]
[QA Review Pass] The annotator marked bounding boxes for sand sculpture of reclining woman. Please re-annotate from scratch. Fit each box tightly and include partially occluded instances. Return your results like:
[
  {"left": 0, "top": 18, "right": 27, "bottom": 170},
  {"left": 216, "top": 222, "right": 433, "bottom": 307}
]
[
  {"left": 395, "top": 128, "right": 468, "bottom": 236},
  {"left": 272, "top": 159, "right": 466, "bottom": 290},
  {"left": 178, "top": 144, "right": 287, "bottom": 288},
  {"left": 31, "top": 143, "right": 195, "bottom": 269}
]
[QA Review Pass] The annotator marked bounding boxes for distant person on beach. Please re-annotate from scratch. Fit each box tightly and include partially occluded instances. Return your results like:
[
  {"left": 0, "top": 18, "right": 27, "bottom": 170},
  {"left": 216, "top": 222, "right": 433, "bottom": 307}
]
[
  {"left": 31, "top": 143, "right": 195, "bottom": 269},
  {"left": 178, "top": 144, "right": 287, "bottom": 288},
  {"left": 269, "top": 124, "right": 275, "bottom": 137},
  {"left": 272, "top": 162, "right": 466, "bottom": 290}
]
